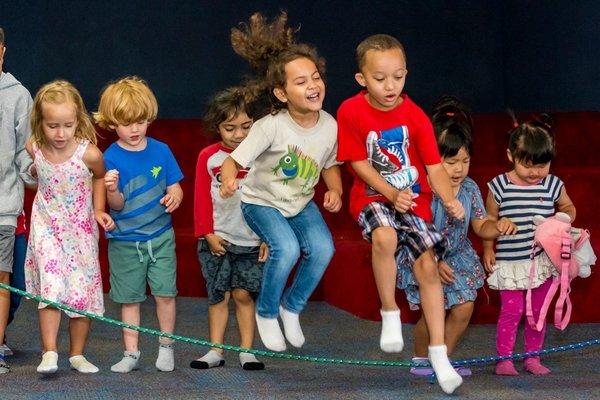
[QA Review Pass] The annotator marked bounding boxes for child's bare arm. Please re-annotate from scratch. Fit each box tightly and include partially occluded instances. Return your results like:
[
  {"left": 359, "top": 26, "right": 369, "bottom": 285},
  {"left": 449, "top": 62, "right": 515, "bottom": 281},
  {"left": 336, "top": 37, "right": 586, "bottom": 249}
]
[
  {"left": 482, "top": 191, "right": 499, "bottom": 272},
  {"left": 426, "top": 163, "right": 464, "bottom": 219},
  {"left": 321, "top": 165, "right": 343, "bottom": 212},
  {"left": 350, "top": 160, "right": 397, "bottom": 201},
  {"left": 83, "top": 144, "right": 115, "bottom": 231},
  {"left": 556, "top": 186, "right": 576, "bottom": 222},
  {"left": 219, "top": 156, "right": 242, "bottom": 199},
  {"left": 472, "top": 217, "right": 518, "bottom": 240}
]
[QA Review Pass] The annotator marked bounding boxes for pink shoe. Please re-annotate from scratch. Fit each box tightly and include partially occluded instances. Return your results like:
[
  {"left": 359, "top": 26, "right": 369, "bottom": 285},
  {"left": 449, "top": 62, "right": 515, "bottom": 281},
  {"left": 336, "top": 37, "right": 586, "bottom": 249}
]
[
  {"left": 524, "top": 357, "right": 551, "bottom": 375},
  {"left": 495, "top": 360, "right": 519, "bottom": 376}
]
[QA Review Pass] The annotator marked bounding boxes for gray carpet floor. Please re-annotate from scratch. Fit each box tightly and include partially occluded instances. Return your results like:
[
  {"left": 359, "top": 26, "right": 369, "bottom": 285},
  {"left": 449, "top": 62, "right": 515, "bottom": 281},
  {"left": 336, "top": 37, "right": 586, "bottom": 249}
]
[{"left": 0, "top": 296, "right": 598, "bottom": 399}]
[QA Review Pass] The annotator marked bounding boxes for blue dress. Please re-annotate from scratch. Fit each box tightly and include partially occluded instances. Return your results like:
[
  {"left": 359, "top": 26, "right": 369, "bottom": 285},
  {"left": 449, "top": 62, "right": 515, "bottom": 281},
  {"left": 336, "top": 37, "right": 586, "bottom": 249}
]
[{"left": 397, "top": 177, "right": 486, "bottom": 309}]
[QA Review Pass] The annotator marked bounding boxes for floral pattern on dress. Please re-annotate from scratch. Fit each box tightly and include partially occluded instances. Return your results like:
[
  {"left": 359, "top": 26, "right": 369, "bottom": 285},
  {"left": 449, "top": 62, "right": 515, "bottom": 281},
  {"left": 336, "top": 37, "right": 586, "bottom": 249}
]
[{"left": 24, "top": 140, "right": 104, "bottom": 317}]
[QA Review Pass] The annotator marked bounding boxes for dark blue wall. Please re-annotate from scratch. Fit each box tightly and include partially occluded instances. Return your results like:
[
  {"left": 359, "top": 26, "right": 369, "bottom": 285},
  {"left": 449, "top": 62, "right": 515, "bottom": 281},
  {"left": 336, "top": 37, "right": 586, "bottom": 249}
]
[{"left": 1, "top": 1, "right": 598, "bottom": 118}]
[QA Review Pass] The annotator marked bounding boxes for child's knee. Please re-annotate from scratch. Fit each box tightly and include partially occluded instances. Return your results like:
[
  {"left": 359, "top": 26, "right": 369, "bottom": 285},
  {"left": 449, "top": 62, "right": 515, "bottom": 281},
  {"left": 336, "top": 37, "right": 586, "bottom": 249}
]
[
  {"left": 0, "top": 271, "right": 9, "bottom": 284},
  {"left": 232, "top": 289, "right": 253, "bottom": 306},
  {"left": 451, "top": 302, "right": 474, "bottom": 324},
  {"left": 272, "top": 240, "right": 301, "bottom": 264},
  {"left": 371, "top": 227, "right": 397, "bottom": 255}
]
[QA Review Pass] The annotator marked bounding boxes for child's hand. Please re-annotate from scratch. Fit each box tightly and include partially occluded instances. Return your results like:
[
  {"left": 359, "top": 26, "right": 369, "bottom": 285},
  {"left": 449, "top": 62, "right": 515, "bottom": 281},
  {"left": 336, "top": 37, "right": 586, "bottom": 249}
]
[
  {"left": 394, "top": 189, "right": 415, "bottom": 213},
  {"left": 258, "top": 242, "right": 269, "bottom": 262},
  {"left": 438, "top": 261, "right": 455, "bottom": 284},
  {"left": 206, "top": 234, "right": 228, "bottom": 256},
  {"left": 219, "top": 178, "right": 238, "bottom": 199},
  {"left": 444, "top": 199, "right": 465, "bottom": 220},
  {"left": 160, "top": 193, "right": 182, "bottom": 213},
  {"left": 496, "top": 217, "right": 518, "bottom": 235},
  {"left": 483, "top": 248, "right": 496, "bottom": 273},
  {"left": 323, "top": 190, "right": 342, "bottom": 213},
  {"left": 105, "top": 169, "right": 120, "bottom": 193},
  {"left": 95, "top": 211, "right": 115, "bottom": 231}
]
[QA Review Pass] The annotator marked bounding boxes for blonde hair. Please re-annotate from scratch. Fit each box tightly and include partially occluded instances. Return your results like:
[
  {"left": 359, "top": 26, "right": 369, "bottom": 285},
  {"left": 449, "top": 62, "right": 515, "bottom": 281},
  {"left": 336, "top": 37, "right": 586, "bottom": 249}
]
[
  {"left": 30, "top": 80, "right": 97, "bottom": 146},
  {"left": 94, "top": 76, "right": 158, "bottom": 129}
]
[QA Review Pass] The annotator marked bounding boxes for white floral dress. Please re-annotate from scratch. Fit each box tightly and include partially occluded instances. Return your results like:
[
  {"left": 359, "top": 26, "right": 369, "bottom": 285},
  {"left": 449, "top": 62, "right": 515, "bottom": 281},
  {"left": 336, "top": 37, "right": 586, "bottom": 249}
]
[{"left": 25, "top": 140, "right": 104, "bottom": 317}]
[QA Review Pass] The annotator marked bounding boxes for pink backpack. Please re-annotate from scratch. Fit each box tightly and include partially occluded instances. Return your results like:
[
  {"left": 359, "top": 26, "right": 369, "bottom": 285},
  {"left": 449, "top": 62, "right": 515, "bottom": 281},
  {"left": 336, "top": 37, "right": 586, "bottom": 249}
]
[{"left": 526, "top": 212, "right": 595, "bottom": 331}]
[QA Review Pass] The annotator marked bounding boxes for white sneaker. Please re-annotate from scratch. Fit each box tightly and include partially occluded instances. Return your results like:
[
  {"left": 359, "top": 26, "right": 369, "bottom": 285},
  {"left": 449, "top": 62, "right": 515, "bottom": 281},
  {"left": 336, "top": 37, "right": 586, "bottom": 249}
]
[
  {"left": 37, "top": 351, "right": 58, "bottom": 374},
  {"left": 0, "top": 343, "right": 13, "bottom": 357}
]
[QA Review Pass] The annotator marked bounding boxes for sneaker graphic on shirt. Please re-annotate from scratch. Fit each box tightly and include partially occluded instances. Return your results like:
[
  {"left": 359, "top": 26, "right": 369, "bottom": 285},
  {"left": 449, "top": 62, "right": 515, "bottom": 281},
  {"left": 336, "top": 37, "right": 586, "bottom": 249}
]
[{"left": 366, "top": 127, "right": 420, "bottom": 196}]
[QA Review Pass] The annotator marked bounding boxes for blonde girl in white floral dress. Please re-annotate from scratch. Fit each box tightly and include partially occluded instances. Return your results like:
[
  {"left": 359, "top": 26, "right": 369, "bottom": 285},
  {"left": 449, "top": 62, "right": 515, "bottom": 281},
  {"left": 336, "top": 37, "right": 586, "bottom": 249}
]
[{"left": 24, "top": 81, "right": 114, "bottom": 374}]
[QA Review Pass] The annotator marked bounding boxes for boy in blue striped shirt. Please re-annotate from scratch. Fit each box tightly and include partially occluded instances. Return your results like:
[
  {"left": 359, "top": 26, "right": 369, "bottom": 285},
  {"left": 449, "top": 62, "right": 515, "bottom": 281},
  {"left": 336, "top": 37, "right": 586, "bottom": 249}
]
[{"left": 94, "top": 76, "right": 183, "bottom": 373}]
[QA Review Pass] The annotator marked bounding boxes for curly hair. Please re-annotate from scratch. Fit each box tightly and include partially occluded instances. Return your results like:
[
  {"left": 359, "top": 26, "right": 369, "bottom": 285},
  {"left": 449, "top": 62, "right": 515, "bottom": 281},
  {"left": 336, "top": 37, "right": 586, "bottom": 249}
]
[{"left": 231, "top": 12, "right": 326, "bottom": 113}]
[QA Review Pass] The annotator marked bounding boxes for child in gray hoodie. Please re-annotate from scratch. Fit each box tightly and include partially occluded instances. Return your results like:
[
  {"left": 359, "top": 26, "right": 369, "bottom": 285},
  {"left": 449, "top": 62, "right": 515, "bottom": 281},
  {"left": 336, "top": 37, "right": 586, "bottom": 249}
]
[{"left": 0, "top": 27, "right": 35, "bottom": 374}]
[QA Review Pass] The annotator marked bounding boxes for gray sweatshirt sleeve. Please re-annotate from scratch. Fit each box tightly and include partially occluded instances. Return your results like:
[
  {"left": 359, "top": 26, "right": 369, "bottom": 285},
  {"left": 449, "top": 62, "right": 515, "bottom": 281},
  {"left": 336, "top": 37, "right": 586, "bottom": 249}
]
[{"left": 14, "top": 91, "right": 35, "bottom": 186}]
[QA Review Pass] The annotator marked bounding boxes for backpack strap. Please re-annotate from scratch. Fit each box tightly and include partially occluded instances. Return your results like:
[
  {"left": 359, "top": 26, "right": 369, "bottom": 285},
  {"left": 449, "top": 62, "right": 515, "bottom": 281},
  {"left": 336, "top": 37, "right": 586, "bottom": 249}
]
[
  {"left": 553, "top": 235, "right": 574, "bottom": 330},
  {"left": 526, "top": 240, "right": 560, "bottom": 332}
]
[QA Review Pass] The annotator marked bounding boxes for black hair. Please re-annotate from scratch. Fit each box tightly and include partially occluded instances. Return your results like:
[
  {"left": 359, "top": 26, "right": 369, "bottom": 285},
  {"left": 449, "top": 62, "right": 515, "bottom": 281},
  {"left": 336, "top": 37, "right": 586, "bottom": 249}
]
[
  {"left": 431, "top": 95, "right": 473, "bottom": 158},
  {"left": 508, "top": 113, "right": 555, "bottom": 165}
]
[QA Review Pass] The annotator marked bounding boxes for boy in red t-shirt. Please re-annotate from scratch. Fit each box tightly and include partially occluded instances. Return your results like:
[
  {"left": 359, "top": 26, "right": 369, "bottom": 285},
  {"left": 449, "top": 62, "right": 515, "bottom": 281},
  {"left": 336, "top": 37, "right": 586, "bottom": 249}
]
[{"left": 336, "top": 34, "right": 464, "bottom": 395}]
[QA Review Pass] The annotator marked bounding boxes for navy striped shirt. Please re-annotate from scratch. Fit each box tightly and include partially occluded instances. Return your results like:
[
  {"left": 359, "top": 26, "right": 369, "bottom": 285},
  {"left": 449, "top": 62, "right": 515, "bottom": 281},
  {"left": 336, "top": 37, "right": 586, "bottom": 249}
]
[{"left": 488, "top": 174, "right": 563, "bottom": 261}]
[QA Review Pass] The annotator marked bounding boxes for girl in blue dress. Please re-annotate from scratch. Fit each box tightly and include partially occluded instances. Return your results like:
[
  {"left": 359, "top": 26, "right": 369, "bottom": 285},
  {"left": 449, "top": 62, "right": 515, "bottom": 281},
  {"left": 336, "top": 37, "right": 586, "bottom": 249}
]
[{"left": 397, "top": 96, "right": 517, "bottom": 376}]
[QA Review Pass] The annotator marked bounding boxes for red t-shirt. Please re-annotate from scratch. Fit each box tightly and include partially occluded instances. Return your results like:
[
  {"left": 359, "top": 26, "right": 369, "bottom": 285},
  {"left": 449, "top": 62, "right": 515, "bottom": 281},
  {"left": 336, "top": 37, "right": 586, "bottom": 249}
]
[
  {"left": 336, "top": 92, "right": 441, "bottom": 222},
  {"left": 15, "top": 212, "right": 27, "bottom": 235}
]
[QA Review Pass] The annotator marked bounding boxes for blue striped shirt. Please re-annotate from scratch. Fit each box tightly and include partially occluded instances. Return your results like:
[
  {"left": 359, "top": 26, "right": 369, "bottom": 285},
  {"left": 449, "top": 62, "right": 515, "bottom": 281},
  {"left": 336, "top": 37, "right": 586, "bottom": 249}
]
[
  {"left": 104, "top": 138, "right": 184, "bottom": 241},
  {"left": 488, "top": 173, "right": 563, "bottom": 261}
]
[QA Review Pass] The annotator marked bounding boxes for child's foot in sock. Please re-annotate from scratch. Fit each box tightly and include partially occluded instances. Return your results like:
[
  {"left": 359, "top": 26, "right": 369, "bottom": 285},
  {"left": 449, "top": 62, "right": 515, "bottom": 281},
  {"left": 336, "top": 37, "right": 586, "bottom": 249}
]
[
  {"left": 429, "top": 345, "right": 463, "bottom": 394},
  {"left": 156, "top": 341, "right": 175, "bottom": 372},
  {"left": 409, "top": 357, "right": 433, "bottom": 376},
  {"left": 279, "top": 306, "right": 305, "bottom": 348},
  {"left": 111, "top": 350, "right": 140, "bottom": 373},
  {"left": 239, "top": 352, "right": 265, "bottom": 371},
  {"left": 495, "top": 359, "right": 519, "bottom": 375},
  {"left": 380, "top": 309, "right": 403, "bottom": 353},
  {"left": 69, "top": 355, "right": 99, "bottom": 373},
  {"left": 524, "top": 357, "right": 551, "bottom": 375},
  {"left": 37, "top": 351, "right": 58, "bottom": 374},
  {"left": 255, "top": 313, "right": 286, "bottom": 352},
  {"left": 190, "top": 350, "right": 224, "bottom": 369}
]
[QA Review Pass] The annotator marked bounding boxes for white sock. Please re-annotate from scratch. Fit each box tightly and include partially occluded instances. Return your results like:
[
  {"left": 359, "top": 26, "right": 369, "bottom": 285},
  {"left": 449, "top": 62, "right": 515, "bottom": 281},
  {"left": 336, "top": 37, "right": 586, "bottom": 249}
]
[
  {"left": 279, "top": 306, "right": 305, "bottom": 348},
  {"left": 37, "top": 351, "right": 58, "bottom": 374},
  {"left": 111, "top": 350, "right": 140, "bottom": 373},
  {"left": 428, "top": 345, "right": 463, "bottom": 394},
  {"left": 156, "top": 342, "right": 175, "bottom": 372},
  {"left": 255, "top": 313, "right": 286, "bottom": 352},
  {"left": 380, "top": 309, "right": 404, "bottom": 353},
  {"left": 69, "top": 355, "right": 99, "bottom": 373},
  {"left": 190, "top": 350, "right": 224, "bottom": 369}
]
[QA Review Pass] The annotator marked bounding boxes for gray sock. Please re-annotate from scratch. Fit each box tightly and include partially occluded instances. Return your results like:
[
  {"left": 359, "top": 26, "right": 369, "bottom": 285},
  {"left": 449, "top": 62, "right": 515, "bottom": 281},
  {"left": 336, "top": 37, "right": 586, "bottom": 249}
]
[
  {"left": 156, "top": 343, "right": 174, "bottom": 372},
  {"left": 111, "top": 351, "right": 140, "bottom": 373}
]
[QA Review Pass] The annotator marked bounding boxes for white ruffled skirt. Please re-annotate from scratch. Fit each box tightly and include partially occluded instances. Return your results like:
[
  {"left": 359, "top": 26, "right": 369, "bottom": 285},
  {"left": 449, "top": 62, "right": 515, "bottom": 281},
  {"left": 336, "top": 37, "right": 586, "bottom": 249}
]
[{"left": 487, "top": 252, "right": 554, "bottom": 290}]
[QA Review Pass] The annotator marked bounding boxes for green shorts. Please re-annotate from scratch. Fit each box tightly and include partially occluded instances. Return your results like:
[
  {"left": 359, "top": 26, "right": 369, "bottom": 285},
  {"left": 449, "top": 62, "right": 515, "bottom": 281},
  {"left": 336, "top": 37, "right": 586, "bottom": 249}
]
[{"left": 108, "top": 228, "right": 177, "bottom": 303}]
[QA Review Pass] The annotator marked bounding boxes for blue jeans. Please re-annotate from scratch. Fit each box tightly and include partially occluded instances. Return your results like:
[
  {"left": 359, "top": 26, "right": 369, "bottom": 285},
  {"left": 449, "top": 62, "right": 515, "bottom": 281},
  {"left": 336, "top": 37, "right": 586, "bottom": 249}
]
[
  {"left": 7, "top": 234, "right": 26, "bottom": 326},
  {"left": 241, "top": 201, "right": 334, "bottom": 318}
]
